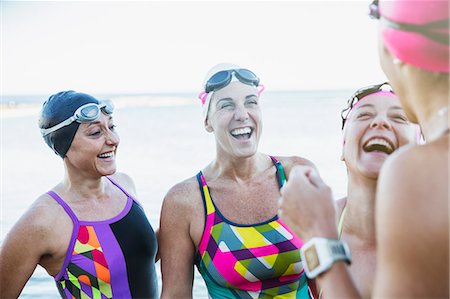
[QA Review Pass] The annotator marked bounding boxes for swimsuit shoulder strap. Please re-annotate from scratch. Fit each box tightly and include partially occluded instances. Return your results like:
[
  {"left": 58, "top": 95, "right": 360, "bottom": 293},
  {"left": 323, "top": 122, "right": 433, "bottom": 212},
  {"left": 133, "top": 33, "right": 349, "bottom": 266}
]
[
  {"left": 47, "top": 191, "right": 79, "bottom": 224},
  {"left": 196, "top": 171, "right": 216, "bottom": 215},
  {"left": 338, "top": 201, "right": 348, "bottom": 238},
  {"left": 270, "top": 156, "right": 286, "bottom": 188}
]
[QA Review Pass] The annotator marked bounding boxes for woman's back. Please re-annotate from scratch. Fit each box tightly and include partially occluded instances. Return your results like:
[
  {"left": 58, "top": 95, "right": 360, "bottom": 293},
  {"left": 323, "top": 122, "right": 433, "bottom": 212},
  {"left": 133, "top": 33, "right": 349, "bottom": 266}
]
[{"left": 374, "top": 134, "right": 449, "bottom": 298}]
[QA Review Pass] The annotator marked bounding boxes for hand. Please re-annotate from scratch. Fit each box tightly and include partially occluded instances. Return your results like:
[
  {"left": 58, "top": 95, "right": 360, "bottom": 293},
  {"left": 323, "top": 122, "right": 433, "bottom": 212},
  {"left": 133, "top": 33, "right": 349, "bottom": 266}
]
[{"left": 278, "top": 165, "right": 338, "bottom": 242}]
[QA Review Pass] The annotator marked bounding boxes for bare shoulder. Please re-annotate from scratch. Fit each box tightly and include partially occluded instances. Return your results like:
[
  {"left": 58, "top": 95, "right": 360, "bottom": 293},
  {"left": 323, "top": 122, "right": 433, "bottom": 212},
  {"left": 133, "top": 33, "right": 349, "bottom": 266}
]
[
  {"left": 374, "top": 143, "right": 448, "bottom": 297},
  {"left": 2, "top": 192, "right": 69, "bottom": 253},
  {"left": 378, "top": 142, "right": 447, "bottom": 219},
  {"left": 159, "top": 175, "right": 203, "bottom": 244},
  {"left": 379, "top": 142, "right": 447, "bottom": 200},
  {"left": 162, "top": 176, "right": 201, "bottom": 213},
  {"left": 109, "top": 172, "right": 137, "bottom": 197},
  {"left": 23, "top": 193, "right": 67, "bottom": 231},
  {"left": 273, "top": 155, "right": 317, "bottom": 179}
]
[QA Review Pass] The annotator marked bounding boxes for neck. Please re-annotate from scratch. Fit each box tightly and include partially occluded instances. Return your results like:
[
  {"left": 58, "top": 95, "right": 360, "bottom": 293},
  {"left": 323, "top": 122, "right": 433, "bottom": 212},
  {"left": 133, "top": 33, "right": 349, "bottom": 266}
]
[
  {"left": 420, "top": 106, "right": 449, "bottom": 142},
  {"left": 63, "top": 165, "right": 107, "bottom": 200},
  {"left": 210, "top": 152, "right": 269, "bottom": 182},
  {"left": 342, "top": 174, "right": 377, "bottom": 245},
  {"left": 402, "top": 70, "right": 449, "bottom": 142}
]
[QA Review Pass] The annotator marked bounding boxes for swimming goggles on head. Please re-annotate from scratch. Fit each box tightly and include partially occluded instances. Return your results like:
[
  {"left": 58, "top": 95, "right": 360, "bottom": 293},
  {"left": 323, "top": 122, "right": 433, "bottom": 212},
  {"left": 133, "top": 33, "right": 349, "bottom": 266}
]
[
  {"left": 41, "top": 100, "right": 114, "bottom": 136},
  {"left": 341, "top": 82, "right": 394, "bottom": 129},
  {"left": 204, "top": 69, "right": 260, "bottom": 93},
  {"left": 369, "top": 0, "right": 449, "bottom": 46}
]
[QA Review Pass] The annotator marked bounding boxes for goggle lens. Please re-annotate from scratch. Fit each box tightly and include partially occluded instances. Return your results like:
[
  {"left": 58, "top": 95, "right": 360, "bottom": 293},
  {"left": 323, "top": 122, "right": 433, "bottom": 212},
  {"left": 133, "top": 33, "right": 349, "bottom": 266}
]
[
  {"left": 236, "top": 69, "right": 259, "bottom": 84},
  {"left": 41, "top": 100, "right": 114, "bottom": 136},
  {"left": 341, "top": 82, "right": 393, "bottom": 129},
  {"left": 205, "top": 69, "right": 260, "bottom": 93},
  {"left": 79, "top": 105, "right": 100, "bottom": 120}
]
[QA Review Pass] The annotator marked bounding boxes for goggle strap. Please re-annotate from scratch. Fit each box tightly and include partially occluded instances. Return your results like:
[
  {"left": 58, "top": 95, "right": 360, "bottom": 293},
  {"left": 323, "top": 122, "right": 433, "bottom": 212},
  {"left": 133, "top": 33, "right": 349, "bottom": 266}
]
[
  {"left": 41, "top": 101, "right": 113, "bottom": 136},
  {"left": 198, "top": 91, "right": 208, "bottom": 105},
  {"left": 257, "top": 85, "right": 265, "bottom": 96},
  {"left": 41, "top": 116, "right": 77, "bottom": 136}
]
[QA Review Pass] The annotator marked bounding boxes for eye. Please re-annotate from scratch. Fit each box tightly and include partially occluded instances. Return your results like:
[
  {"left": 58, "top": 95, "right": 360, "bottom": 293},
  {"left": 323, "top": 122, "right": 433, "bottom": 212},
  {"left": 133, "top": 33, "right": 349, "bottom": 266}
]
[
  {"left": 219, "top": 102, "right": 234, "bottom": 109},
  {"left": 391, "top": 114, "right": 408, "bottom": 123},
  {"left": 90, "top": 130, "right": 101, "bottom": 136},
  {"left": 245, "top": 97, "right": 258, "bottom": 105},
  {"left": 357, "top": 112, "right": 374, "bottom": 119},
  {"left": 109, "top": 124, "right": 116, "bottom": 130}
]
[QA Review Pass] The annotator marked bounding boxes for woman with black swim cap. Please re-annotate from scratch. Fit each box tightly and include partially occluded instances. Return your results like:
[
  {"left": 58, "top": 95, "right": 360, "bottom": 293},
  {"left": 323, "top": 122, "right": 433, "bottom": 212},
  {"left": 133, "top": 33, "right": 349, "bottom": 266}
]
[{"left": 0, "top": 91, "right": 158, "bottom": 298}]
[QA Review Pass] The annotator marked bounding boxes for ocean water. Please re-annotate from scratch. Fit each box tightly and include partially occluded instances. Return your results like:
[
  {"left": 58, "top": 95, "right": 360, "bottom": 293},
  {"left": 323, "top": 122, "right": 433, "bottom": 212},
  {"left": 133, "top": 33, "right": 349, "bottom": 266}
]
[{"left": 1, "top": 90, "right": 350, "bottom": 298}]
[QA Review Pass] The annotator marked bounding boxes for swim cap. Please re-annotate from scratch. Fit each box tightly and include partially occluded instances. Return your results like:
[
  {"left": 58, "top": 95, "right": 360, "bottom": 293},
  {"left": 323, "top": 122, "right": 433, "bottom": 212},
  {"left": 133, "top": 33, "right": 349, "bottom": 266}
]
[
  {"left": 379, "top": 0, "right": 449, "bottom": 73},
  {"left": 39, "top": 91, "right": 100, "bottom": 158},
  {"left": 200, "top": 63, "right": 241, "bottom": 124}
]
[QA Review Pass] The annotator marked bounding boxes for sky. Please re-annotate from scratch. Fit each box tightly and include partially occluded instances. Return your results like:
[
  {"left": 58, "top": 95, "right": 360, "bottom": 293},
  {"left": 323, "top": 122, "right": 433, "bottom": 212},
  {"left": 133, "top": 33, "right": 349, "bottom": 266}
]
[{"left": 1, "top": 0, "right": 387, "bottom": 95}]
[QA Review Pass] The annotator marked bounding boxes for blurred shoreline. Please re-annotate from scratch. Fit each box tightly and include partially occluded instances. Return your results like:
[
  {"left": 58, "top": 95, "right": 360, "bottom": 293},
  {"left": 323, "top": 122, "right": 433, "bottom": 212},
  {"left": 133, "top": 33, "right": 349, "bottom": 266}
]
[
  {"left": 1, "top": 89, "right": 351, "bottom": 120},
  {"left": 0, "top": 94, "right": 197, "bottom": 119}
]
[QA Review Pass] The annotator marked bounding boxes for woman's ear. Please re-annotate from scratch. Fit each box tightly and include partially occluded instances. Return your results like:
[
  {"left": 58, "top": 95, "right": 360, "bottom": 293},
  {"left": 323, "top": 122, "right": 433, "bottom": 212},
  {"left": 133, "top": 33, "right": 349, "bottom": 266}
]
[
  {"left": 340, "top": 134, "right": 346, "bottom": 161},
  {"left": 205, "top": 119, "right": 213, "bottom": 133}
]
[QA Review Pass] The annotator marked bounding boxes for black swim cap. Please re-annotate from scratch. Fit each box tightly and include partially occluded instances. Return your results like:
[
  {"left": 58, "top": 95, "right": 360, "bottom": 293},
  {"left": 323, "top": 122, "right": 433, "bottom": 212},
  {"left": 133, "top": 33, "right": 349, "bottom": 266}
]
[{"left": 39, "top": 91, "right": 100, "bottom": 158}]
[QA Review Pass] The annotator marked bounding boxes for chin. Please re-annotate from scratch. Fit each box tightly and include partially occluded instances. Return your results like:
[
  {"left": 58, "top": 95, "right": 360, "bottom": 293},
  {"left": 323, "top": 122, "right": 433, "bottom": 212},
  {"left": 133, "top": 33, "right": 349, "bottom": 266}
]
[
  {"left": 358, "top": 164, "right": 383, "bottom": 180},
  {"left": 234, "top": 147, "right": 258, "bottom": 158},
  {"left": 101, "top": 166, "right": 117, "bottom": 176}
]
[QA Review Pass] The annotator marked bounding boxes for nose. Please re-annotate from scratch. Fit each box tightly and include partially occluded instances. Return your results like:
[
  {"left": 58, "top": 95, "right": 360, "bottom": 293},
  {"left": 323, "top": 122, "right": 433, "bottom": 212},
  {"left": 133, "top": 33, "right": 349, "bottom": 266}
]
[
  {"left": 105, "top": 129, "right": 119, "bottom": 145},
  {"left": 370, "top": 114, "right": 392, "bottom": 130},
  {"left": 234, "top": 103, "right": 249, "bottom": 121}
]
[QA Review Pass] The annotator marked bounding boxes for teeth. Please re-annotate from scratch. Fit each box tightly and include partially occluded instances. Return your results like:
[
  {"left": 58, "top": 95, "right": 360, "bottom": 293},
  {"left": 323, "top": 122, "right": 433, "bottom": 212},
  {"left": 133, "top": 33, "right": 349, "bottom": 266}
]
[
  {"left": 366, "top": 138, "right": 393, "bottom": 151},
  {"left": 98, "top": 152, "right": 114, "bottom": 158},
  {"left": 231, "top": 127, "right": 252, "bottom": 136}
]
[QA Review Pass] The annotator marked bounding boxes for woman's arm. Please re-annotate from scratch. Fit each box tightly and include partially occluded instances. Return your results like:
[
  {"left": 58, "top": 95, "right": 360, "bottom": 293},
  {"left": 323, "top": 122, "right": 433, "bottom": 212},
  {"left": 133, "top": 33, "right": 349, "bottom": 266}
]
[
  {"left": 159, "top": 182, "right": 198, "bottom": 299},
  {"left": 279, "top": 165, "right": 362, "bottom": 299},
  {"left": 0, "top": 197, "right": 56, "bottom": 298}
]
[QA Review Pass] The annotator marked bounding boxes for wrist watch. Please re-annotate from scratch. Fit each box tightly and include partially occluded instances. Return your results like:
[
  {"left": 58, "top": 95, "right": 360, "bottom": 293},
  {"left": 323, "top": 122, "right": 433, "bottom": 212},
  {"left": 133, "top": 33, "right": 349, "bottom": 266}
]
[{"left": 300, "top": 237, "right": 352, "bottom": 279}]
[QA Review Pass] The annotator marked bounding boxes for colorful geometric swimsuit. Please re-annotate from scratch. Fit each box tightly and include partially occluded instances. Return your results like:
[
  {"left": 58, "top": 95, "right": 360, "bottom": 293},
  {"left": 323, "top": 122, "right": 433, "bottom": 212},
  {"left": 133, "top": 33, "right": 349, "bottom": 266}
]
[
  {"left": 195, "top": 156, "right": 314, "bottom": 299},
  {"left": 48, "top": 177, "right": 158, "bottom": 299}
]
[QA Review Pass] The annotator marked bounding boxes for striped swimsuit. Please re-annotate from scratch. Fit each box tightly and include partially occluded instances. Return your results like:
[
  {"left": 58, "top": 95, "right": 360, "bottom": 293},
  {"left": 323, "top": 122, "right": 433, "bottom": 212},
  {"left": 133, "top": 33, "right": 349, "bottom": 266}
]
[
  {"left": 195, "top": 156, "right": 314, "bottom": 298},
  {"left": 49, "top": 177, "right": 158, "bottom": 299}
]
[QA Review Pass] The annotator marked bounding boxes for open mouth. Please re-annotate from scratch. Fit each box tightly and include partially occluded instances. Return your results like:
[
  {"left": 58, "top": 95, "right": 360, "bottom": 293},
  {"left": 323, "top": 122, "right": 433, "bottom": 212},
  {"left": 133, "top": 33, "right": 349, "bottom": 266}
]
[
  {"left": 98, "top": 151, "right": 114, "bottom": 159},
  {"left": 363, "top": 138, "right": 395, "bottom": 155},
  {"left": 230, "top": 127, "right": 253, "bottom": 140}
]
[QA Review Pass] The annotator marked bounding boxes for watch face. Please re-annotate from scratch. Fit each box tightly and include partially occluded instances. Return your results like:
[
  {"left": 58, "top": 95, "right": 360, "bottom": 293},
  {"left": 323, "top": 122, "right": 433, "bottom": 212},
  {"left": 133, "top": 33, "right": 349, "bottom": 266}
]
[{"left": 304, "top": 244, "right": 320, "bottom": 271}]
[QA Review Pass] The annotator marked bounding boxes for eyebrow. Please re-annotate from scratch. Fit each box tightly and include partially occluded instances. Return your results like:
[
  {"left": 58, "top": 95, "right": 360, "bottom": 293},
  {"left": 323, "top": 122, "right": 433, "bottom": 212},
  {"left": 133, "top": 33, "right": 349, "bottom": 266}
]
[
  {"left": 216, "top": 98, "right": 233, "bottom": 105},
  {"left": 355, "top": 103, "right": 375, "bottom": 110},
  {"left": 86, "top": 116, "right": 113, "bottom": 127},
  {"left": 217, "top": 93, "right": 258, "bottom": 103},
  {"left": 389, "top": 106, "right": 403, "bottom": 111}
]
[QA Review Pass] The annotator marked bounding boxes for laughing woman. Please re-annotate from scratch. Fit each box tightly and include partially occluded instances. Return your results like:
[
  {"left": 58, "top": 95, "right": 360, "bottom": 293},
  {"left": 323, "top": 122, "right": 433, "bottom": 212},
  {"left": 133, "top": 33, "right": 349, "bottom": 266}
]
[
  {"left": 159, "top": 63, "right": 317, "bottom": 299},
  {"left": 0, "top": 91, "right": 158, "bottom": 299},
  {"left": 278, "top": 1, "right": 449, "bottom": 298}
]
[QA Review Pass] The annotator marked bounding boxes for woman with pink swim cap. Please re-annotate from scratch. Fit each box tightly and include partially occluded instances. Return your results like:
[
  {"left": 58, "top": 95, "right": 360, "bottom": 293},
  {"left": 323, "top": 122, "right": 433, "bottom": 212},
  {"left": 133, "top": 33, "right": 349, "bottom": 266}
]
[{"left": 279, "top": 0, "right": 449, "bottom": 298}]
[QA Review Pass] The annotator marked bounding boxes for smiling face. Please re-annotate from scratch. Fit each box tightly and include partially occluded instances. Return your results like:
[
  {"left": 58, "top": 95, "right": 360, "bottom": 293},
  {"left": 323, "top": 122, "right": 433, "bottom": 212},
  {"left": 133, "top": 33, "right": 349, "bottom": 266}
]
[
  {"left": 65, "top": 113, "right": 120, "bottom": 177},
  {"left": 206, "top": 81, "right": 262, "bottom": 159},
  {"left": 341, "top": 94, "right": 416, "bottom": 179}
]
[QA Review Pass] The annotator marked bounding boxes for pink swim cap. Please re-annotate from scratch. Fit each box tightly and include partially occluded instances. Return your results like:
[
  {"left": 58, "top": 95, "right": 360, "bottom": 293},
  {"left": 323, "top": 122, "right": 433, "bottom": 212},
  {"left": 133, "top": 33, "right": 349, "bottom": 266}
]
[{"left": 379, "top": 0, "right": 449, "bottom": 73}]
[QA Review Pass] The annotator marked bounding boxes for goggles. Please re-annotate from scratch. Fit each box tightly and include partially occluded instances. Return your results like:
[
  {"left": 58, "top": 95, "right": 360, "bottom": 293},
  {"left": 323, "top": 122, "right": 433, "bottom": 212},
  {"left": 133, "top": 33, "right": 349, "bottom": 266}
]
[
  {"left": 369, "top": 0, "right": 449, "bottom": 46},
  {"left": 341, "top": 82, "right": 394, "bottom": 129},
  {"left": 204, "top": 68, "right": 260, "bottom": 93},
  {"left": 41, "top": 100, "right": 114, "bottom": 136}
]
